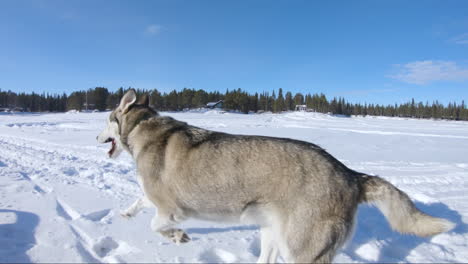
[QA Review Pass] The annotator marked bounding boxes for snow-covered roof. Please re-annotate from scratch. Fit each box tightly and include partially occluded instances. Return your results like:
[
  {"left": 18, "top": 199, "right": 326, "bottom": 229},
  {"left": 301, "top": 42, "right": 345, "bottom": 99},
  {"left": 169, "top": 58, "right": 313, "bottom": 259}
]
[{"left": 206, "top": 100, "right": 223, "bottom": 107}]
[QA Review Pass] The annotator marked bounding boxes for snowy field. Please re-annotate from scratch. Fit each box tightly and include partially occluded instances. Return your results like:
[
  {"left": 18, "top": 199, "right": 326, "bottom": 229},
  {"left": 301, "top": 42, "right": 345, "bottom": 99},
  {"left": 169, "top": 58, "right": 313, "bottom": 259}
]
[{"left": 0, "top": 110, "right": 467, "bottom": 263}]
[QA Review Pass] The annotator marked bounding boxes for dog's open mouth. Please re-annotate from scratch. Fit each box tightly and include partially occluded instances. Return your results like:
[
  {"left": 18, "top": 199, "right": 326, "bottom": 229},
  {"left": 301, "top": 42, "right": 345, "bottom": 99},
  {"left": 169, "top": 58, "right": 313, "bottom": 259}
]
[{"left": 105, "top": 138, "right": 116, "bottom": 157}]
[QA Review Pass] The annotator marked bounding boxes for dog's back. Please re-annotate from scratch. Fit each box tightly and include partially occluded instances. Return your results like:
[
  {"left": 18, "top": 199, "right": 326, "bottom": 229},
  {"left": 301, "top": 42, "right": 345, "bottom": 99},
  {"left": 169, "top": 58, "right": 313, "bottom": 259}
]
[{"left": 133, "top": 117, "right": 357, "bottom": 212}]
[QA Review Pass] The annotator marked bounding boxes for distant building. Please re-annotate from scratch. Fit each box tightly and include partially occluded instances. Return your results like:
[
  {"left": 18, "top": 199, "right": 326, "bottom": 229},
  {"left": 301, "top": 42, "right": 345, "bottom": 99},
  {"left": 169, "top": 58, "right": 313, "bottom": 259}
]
[
  {"left": 295, "top": 105, "right": 307, "bottom": 111},
  {"left": 206, "top": 100, "right": 223, "bottom": 109},
  {"left": 82, "top": 103, "right": 96, "bottom": 111}
]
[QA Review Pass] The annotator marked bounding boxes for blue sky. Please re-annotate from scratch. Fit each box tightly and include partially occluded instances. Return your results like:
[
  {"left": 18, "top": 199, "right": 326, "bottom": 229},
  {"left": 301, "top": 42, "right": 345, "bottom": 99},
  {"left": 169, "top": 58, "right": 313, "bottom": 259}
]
[{"left": 1, "top": 0, "right": 467, "bottom": 105}]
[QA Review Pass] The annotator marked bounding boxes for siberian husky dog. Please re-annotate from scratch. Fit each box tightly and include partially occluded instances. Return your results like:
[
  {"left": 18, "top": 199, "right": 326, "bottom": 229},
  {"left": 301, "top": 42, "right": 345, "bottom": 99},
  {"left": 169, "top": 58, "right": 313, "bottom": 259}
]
[{"left": 97, "top": 89, "right": 454, "bottom": 263}]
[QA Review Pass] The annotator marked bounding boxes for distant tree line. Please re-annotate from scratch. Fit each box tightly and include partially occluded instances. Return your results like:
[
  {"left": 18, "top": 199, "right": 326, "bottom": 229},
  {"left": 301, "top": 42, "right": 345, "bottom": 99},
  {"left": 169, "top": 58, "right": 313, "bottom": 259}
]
[
  {"left": 0, "top": 90, "right": 68, "bottom": 112},
  {"left": 0, "top": 87, "right": 467, "bottom": 121}
]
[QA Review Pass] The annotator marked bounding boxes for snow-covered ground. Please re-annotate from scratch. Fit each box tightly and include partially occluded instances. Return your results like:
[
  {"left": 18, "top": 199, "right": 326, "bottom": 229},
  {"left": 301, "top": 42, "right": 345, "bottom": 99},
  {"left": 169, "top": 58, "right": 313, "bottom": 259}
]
[{"left": 0, "top": 111, "right": 467, "bottom": 263}]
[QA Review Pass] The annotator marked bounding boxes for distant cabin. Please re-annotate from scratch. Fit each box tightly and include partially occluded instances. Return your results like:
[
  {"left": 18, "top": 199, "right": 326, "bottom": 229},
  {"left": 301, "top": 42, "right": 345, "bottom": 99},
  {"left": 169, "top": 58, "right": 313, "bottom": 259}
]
[
  {"left": 295, "top": 105, "right": 307, "bottom": 111},
  {"left": 206, "top": 100, "right": 223, "bottom": 109},
  {"left": 82, "top": 103, "right": 96, "bottom": 110}
]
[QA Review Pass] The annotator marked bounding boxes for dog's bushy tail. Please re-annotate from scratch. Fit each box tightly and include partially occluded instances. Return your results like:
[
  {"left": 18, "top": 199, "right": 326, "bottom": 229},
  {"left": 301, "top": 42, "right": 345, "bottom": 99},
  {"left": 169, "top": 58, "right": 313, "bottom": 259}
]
[{"left": 359, "top": 175, "right": 455, "bottom": 237}]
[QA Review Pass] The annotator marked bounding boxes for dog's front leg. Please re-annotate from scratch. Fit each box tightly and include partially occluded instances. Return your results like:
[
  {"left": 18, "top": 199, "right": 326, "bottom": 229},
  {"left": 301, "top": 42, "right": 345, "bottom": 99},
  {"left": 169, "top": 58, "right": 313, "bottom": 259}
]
[
  {"left": 121, "top": 196, "right": 152, "bottom": 218},
  {"left": 151, "top": 212, "right": 190, "bottom": 244}
]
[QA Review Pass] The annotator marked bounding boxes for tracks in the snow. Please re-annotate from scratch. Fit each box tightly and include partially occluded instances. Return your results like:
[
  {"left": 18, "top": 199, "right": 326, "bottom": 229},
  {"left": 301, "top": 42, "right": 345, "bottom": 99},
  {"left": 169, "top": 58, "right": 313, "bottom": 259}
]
[
  {"left": 0, "top": 134, "right": 138, "bottom": 263},
  {"left": 0, "top": 135, "right": 139, "bottom": 201}
]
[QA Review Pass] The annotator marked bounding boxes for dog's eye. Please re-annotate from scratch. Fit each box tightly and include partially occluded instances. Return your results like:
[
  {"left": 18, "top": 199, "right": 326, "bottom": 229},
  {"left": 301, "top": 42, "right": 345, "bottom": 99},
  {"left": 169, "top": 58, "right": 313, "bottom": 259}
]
[{"left": 111, "top": 115, "right": 120, "bottom": 126}]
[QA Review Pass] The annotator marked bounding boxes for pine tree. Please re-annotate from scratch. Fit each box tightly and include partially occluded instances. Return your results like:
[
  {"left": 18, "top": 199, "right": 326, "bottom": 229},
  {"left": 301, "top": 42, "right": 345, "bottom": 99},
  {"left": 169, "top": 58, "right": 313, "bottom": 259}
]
[
  {"left": 293, "top": 93, "right": 304, "bottom": 108},
  {"left": 93, "top": 87, "right": 109, "bottom": 111},
  {"left": 275, "top": 88, "right": 285, "bottom": 112},
  {"left": 284, "top": 91, "right": 293, "bottom": 111}
]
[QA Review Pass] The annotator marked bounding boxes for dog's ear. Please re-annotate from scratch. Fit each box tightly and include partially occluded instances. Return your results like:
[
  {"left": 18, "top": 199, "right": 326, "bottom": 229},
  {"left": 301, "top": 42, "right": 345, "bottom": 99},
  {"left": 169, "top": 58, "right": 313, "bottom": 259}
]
[
  {"left": 120, "top": 89, "right": 137, "bottom": 113},
  {"left": 137, "top": 94, "right": 149, "bottom": 107}
]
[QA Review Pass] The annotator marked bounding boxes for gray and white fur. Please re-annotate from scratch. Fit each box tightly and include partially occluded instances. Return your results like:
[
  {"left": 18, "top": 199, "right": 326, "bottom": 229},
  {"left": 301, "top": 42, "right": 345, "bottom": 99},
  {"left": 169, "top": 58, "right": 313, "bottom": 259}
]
[{"left": 97, "top": 89, "right": 454, "bottom": 263}]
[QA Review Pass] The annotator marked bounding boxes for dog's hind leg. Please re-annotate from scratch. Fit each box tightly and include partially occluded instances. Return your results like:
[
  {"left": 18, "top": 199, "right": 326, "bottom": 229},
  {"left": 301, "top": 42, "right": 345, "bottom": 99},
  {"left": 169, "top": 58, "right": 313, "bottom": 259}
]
[
  {"left": 240, "top": 202, "right": 280, "bottom": 263},
  {"left": 284, "top": 218, "right": 349, "bottom": 263},
  {"left": 151, "top": 211, "right": 190, "bottom": 244},
  {"left": 257, "top": 226, "right": 279, "bottom": 263},
  {"left": 120, "top": 196, "right": 152, "bottom": 218}
]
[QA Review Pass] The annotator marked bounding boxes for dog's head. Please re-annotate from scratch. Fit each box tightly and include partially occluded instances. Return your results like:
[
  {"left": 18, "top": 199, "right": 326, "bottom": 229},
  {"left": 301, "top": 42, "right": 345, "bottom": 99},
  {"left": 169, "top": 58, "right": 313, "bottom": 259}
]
[{"left": 97, "top": 89, "right": 153, "bottom": 159}]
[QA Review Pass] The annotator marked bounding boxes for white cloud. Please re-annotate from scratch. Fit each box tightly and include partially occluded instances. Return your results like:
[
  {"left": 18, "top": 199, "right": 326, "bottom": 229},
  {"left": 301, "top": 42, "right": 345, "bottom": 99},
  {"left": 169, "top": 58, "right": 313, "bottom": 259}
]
[
  {"left": 145, "top": 24, "right": 163, "bottom": 35},
  {"left": 389, "top": 60, "right": 468, "bottom": 85},
  {"left": 451, "top": 33, "right": 468, "bottom": 44}
]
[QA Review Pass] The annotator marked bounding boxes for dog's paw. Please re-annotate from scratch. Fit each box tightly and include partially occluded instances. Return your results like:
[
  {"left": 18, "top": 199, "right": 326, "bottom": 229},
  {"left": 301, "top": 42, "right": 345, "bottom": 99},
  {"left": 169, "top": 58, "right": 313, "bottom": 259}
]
[
  {"left": 120, "top": 211, "right": 134, "bottom": 219},
  {"left": 170, "top": 229, "right": 191, "bottom": 245}
]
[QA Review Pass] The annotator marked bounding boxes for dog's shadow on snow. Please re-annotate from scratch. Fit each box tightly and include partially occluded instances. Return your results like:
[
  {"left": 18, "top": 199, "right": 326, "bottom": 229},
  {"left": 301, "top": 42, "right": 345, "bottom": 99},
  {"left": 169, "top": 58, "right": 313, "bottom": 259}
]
[
  {"left": 344, "top": 201, "right": 466, "bottom": 263},
  {"left": 0, "top": 209, "right": 39, "bottom": 263}
]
